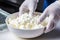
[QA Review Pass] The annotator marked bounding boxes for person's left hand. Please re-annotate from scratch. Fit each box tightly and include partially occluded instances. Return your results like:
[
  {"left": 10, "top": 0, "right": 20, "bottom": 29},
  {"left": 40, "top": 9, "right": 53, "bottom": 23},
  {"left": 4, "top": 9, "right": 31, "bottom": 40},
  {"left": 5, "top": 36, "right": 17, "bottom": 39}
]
[
  {"left": 37, "top": 9, "right": 55, "bottom": 33},
  {"left": 37, "top": 2, "right": 59, "bottom": 33}
]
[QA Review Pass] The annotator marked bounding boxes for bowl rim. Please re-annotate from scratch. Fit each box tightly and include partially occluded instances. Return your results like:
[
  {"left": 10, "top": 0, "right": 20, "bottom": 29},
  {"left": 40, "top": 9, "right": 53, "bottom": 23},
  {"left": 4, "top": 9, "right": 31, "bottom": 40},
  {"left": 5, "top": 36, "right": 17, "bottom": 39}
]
[{"left": 5, "top": 12, "right": 46, "bottom": 31}]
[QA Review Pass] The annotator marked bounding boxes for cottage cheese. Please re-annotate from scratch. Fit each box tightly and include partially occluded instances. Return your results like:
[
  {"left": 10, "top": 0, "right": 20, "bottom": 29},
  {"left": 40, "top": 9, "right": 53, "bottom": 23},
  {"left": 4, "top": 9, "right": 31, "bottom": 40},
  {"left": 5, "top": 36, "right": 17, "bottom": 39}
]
[{"left": 8, "top": 13, "right": 48, "bottom": 30}]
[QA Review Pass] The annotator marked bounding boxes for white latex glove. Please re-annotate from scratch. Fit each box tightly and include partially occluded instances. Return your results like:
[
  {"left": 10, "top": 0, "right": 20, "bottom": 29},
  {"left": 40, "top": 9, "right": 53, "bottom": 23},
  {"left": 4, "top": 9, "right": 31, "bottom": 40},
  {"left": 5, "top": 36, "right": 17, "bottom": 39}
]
[
  {"left": 38, "top": 1, "right": 60, "bottom": 33},
  {"left": 19, "top": 0, "right": 39, "bottom": 16}
]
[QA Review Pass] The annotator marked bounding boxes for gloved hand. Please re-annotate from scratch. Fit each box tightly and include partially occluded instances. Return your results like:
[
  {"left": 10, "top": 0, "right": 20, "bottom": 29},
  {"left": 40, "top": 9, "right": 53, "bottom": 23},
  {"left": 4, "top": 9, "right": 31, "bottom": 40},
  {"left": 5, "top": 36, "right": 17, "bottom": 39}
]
[
  {"left": 19, "top": 0, "right": 39, "bottom": 17},
  {"left": 38, "top": 1, "right": 60, "bottom": 33}
]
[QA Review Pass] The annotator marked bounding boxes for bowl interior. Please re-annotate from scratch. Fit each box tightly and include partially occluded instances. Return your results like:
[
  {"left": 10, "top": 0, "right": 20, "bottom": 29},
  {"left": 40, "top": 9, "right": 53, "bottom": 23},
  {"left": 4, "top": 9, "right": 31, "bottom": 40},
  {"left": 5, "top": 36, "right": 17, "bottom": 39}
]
[{"left": 6, "top": 12, "right": 48, "bottom": 30}]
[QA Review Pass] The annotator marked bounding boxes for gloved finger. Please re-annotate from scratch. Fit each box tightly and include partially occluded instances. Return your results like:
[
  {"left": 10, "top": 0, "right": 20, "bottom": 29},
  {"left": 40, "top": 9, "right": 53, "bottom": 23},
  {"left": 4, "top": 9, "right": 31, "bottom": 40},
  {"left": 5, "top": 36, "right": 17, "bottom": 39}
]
[
  {"left": 19, "top": 1, "right": 27, "bottom": 16},
  {"left": 28, "top": 8, "right": 34, "bottom": 17},
  {"left": 37, "top": 8, "right": 49, "bottom": 24},
  {"left": 28, "top": 0, "right": 38, "bottom": 16},
  {"left": 44, "top": 14, "right": 55, "bottom": 33},
  {"left": 19, "top": 5, "right": 25, "bottom": 16},
  {"left": 44, "top": 20, "right": 55, "bottom": 33},
  {"left": 29, "top": 8, "right": 35, "bottom": 16}
]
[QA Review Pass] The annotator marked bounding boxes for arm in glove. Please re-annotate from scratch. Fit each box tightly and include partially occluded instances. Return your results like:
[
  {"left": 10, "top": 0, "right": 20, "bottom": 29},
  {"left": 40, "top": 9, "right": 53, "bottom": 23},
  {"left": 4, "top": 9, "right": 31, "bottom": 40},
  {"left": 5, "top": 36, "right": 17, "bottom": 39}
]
[
  {"left": 38, "top": 1, "right": 60, "bottom": 33},
  {"left": 19, "top": 0, "right": 39, "bottom": 16}
]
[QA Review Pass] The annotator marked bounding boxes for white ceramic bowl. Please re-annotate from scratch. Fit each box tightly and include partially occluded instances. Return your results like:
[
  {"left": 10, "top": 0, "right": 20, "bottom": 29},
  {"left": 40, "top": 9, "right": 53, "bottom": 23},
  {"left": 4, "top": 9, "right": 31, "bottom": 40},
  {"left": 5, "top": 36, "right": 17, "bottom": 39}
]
[{"left": 5, "top": 12, "right": 45, "bottom": 38}]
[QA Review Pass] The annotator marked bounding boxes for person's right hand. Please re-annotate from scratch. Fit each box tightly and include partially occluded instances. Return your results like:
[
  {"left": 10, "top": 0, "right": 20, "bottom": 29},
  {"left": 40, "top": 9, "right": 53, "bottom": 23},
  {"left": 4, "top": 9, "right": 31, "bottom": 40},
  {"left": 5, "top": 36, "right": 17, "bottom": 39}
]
[{"left": 19, "top": 0, "right": 39, "bottom": 17}]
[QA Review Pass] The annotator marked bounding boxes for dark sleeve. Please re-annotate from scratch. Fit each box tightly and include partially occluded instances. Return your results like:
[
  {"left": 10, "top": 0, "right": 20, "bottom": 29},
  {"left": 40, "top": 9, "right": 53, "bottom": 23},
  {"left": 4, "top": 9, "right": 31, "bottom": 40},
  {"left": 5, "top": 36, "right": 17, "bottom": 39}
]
[{"left": 43, "top": 0, "right": 56, "bottom": 10}]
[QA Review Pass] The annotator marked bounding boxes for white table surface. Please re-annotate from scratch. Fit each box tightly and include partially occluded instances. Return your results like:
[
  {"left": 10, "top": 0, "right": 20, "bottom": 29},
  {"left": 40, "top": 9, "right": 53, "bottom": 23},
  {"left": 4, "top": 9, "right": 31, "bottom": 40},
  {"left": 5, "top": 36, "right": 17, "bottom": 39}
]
[{"left": 0, "top": 27, "right": 60, "bottom": 40}]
